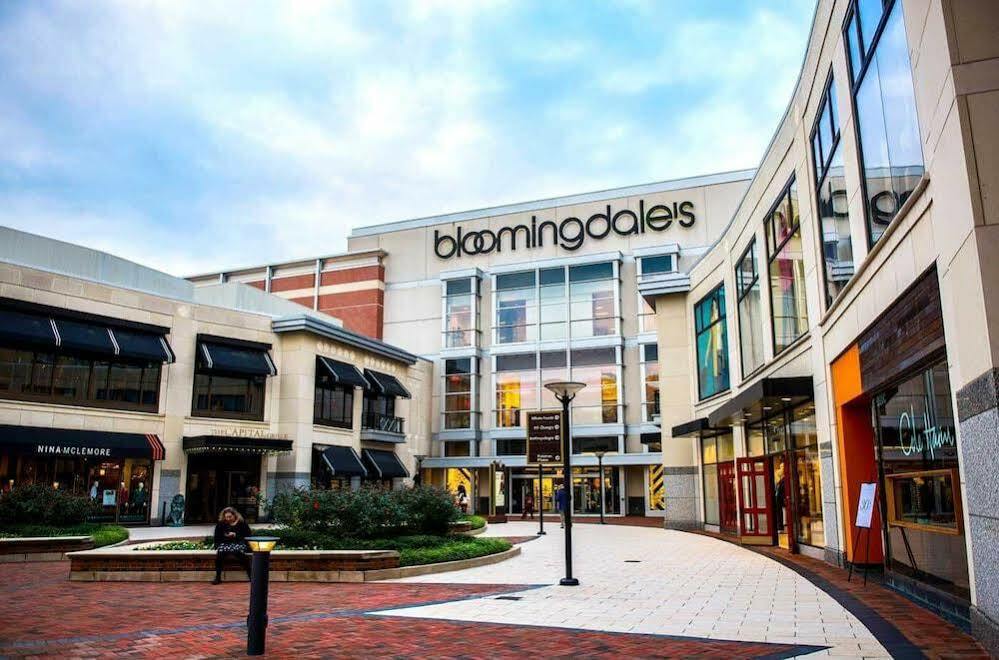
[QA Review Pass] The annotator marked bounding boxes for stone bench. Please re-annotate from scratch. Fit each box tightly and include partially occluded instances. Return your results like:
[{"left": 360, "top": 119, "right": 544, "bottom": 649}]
[
  {"left": 0, "top": 536, "right": 95, "bottom": 562},
  {"left": 67, "top": 546, "right": 400, "bottom": 583}
]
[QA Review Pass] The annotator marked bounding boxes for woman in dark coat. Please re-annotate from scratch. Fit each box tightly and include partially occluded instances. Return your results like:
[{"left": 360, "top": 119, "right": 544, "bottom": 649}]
[{"left": 212, "top": 506, "right": 252, "bottom": 584}]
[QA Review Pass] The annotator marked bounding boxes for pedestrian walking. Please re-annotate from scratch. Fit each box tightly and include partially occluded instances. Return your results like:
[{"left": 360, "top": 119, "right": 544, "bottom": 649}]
[
  {"left": 555, "top": 485, "right": 569, "bottom": 528},
  {"left": 522, "top": 491, "right": 535, "bottom": 520}
]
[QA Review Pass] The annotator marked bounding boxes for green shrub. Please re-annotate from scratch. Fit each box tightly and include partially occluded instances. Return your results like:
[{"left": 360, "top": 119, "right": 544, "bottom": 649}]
[
  {"left": 0, "top": 484, "right": 98, "bottom": 526},
  {"left": 461, "top": 514, "right": 487, "bottom": 530},
  {"left": 140, "top": 540, "right": 211, "bottom": 551},
  {"left": 0, "top": 523, "right": 127, "bottom": 547},
  {"left": 269, "top": 486, "right": 459, "bottom": 539},
  {"left": 399, "top": 537, "right": 511, "bottom": 566}
]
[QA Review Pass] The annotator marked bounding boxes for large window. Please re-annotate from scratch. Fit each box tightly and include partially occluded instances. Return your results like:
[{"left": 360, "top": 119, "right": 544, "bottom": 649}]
[
  {"left": 444, "top": 358, "right": 477, "bottom": 430},
  {"left": 193, "top": 372, "right": 266, "bottom": 420},
  {"left": 495, "top": 272, "right": 537, "bottom": 344},
  {"left": 495, "top": 353, "right": 537, "bottom": 427},
  {"left": 766, "top": 180, "right": 808, "bottom": 353},
  {"left": 570, "top": 347, "right": 619, "bottom": 424},
  {"left": 735, "top": 240, "right": 765, "bottom": 377},
  {"left": 845, "top": 0, "right": 923, "bottom": 246},
  {"left": 790, "top": 406, "right": 824, "bottom": 547},
  {"left": 637, "top": 254, "right": 675, "bottom": 333},
  {"left": 539, "top": 268, "right": 567, "bottom": 341},
  {"left": 569, "top": 263, "right": 616, "bottom": 339},
  {"left": 640, "top": 344, "right": 660, "bottom": 422},
  {"left": 811, "top": 75, "right": 855, "bottom": 306},
  {"left": 314, "top": 363, "right": 354, "bottom": 429},
  {"left": 443, "top": 278, "right": 477, "bottom": 348},
  {"left": 0, "top": 347, "right": 161, "bottom": 412},
  {"left": 694, "top": 285, "right": 729, "bottom": 400}
]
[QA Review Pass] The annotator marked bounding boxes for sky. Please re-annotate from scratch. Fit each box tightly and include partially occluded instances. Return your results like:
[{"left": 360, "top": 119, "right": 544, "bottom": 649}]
[{"left": 0, "top": 1, "right": 815, "bottom": 276}]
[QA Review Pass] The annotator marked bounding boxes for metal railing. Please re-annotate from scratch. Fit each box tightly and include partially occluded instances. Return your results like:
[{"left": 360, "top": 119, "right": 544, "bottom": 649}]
[{"left": 362, "top": 411, "right": 405, "bottom": 434}]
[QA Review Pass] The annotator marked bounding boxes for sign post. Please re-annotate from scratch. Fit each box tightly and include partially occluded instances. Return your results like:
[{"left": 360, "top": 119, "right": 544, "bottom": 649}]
[
  {"left": 527, "top": 411, "right": 562, "bottom": 537},
  {"left": 848, "top": 482, "right": 878, "bottom": 584}
]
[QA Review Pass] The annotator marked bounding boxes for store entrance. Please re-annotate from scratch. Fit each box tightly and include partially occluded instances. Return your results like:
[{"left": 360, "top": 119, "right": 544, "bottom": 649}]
[
  {"left": 737, "top": 456, "right": 774, "bottom": 544},
  {"left": 772, "top": 453, "right": 793, "bottom": 550},
  {"left": 185, "top": 454, "right": 262, "bottom": 523}
]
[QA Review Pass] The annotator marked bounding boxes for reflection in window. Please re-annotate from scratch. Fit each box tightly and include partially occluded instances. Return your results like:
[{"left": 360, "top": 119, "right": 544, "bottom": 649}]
[
  {"left": 570, "top": 347, "right": 618, "bottom": 425},
  {"left": 314, "top": 359, "right": 354, "bottom": 429},
  {"left": 568, "top": 263, "right": 616, "bottom": 339},
  {"left": 735, "top": 240, "right": 765, "bottom": 377},
  {"left": 444, "top": 358, "right": 477, "bottom": 430},
  {"left": 495, "top": 272, "right": 537, "bottom": 344},
  {"left": 640, "top": 344, "right": 660, "bottom": 422},
  {"left": 495, "top": 353, "right": 537, "bottom": 427},
  {"left": 766, "top": 180, "right": 808, "bottom": 353},
  {"left": 790, "top": 406, "right": 824, "bottom": 547},
  {"left": 845, "top": 0, "right": 923, "bottom": 245},
  {"left": 874, "top": 361, "right": 968, "bottom": 598},
  {"left": 193, "top": 373, "right": 266, "bottom": 420},
  {"left": 811, "top": 75, "right": 855, "bottom": 306},
  {"left": 694, "top": 285, "right": 729, "bottom": 399},
  {"left": 444, "top": 278, "right": 477, "bottom": 348}
]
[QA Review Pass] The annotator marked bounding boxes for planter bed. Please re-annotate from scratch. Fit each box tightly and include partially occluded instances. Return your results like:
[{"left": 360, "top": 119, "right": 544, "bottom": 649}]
[
  {"left": 68, "top": 546, "right": 400, "bottom": 582},
  {"left": 0, "top": 536, "right": 94, "bottom": 562}
]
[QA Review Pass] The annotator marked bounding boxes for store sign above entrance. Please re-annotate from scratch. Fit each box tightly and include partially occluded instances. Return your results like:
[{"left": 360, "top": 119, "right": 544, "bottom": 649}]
[
  {"left": 434, "top": 200, "right": 695, "bottom": 259},
  {"left": 526, "top": 410, "right": 562, "bottom": 464}
]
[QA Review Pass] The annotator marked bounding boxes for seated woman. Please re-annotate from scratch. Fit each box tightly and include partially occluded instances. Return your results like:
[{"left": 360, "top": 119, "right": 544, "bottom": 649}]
[{"left": 212, "top": 506, "right": 252, "bottom": 584}]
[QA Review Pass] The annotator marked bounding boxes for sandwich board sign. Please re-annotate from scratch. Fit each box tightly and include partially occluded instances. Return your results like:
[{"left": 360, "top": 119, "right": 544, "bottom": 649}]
[
  {"left": 526, "top": 410, "right": 562, "bottom": 464},
  {"left": 856, "top": 482, "right": 877, "bottom": 529}
]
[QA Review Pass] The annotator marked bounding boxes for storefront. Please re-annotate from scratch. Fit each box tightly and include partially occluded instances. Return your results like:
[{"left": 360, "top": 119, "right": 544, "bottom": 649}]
[
  {"left": 831, "top": 267, "right": 970, "bottom": 618},
  {"left": 182, "top": 435, "right": 292, "bottom": 523},
  {"left": 311, "top": 444, "right": 366, "bottom": 490},
  {"left": 700, "top": 432, "right": 737, "bottom": 534},
  {"left": 0, "top": 424, "right": 165, "bottom": 524},
  {"left": 507, "top": 465, "right": 620, "bottom": 516}
]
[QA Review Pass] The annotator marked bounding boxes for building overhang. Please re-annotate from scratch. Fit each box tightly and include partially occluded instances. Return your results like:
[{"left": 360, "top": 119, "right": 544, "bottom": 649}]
[
  {"left": 706, "top": 376, "right": 813, "bottom": 427},
  {"left": 638, "top": 272, "right": 692, "bottom": 311},
  {"left": 272, "top": 314, "right": 422, "bottom": 365}
]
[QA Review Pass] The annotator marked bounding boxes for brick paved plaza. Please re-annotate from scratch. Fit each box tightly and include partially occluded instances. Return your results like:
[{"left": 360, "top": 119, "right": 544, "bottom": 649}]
[{"left": 0, "top": 523, "right": 987, "bottom": 658}]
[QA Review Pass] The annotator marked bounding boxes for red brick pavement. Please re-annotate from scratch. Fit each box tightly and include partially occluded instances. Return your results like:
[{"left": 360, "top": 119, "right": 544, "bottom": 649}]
[{"left": 0, "top": 562, "right": 819, "bottom": 658}]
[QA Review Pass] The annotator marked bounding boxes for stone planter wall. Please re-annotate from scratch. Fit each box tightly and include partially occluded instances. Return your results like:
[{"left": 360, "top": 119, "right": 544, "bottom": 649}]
[{"left": 0, "top": 536, "right": 94, "bottom": 562}]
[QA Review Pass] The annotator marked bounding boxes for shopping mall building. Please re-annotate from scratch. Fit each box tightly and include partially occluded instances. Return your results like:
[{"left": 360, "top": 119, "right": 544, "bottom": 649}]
[{"left": 3, "top": 0, "right": 999, "bottom": 650}]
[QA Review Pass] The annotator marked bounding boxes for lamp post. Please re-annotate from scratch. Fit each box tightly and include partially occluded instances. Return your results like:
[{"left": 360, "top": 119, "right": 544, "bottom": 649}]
[
  {"left": 592, "top": 450, "right": 607, "bottom": 524},
  {"left": 544, "top": 380, "right": 586, "bottom": 587},
  {"left": 245, "top": 536, "right": 279, "bottom": 656}
]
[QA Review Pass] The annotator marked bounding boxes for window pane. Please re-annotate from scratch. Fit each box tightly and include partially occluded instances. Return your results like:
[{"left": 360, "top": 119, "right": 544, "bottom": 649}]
[
  {"left": 701, "top": 437, "right": 717, "bottom": 464},
  {"left": 738, "top": 282, "right": 765, "bottom": 376},
  {"left": 496, "top": 271, "right": 535, "bottom": 290},
  {"left": 644, "top": 362, "right": 660, "bottom": 420},
  {"left": 703, "top": 464, "right": 720, "bottom": 525},
  {"left": 570, "top": 364, "right": 617, "bottom": 424},
  {"left": 446, "top": 279, "right": 472, "bottom": 296},
  {"left": 496, "top": 370, "right": 537, "bottom": 427},
  {"left": 695, "top": 287, "right": 729, "bottom": 399},
  {"left": 858, "top": 0, "right": 884, "bottom": 56},
  {"left": 818, "top": 143, "right": 855, "bottom": 304},
  {"left": 847, "top": 12, "right": 863, "bottom": 82},
  {"left": 640, "top": 255, "right": 672, "bottom": 276},
  {"left": 568, "top": 262, "right": 613, "bottom": 282},
  {"left": 0, "top": 348, "right": 33, "bottom": 394},
  {"left": 29, "top": 352, "right": 55, "bottom": 395},
  {"left": 769, "top": 226, "right": 808, "bottom": 352}
]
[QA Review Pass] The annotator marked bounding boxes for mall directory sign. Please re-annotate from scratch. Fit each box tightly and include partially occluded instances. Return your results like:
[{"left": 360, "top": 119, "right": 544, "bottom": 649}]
[{"left": 526, "top": 410, "right": 562, "bottom": 464}]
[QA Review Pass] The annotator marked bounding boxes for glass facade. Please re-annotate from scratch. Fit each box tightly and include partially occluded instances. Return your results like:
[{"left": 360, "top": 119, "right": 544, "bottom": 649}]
[
  {"left": 444, "top": 358, "right": 477, "bottom": 430},
  {"left": 638, "top": 254, "right": 674, "bottom": 333},
  {"left": 570, "top": 347, "right": 619, "bottom": 424},
  {"left": 735, "top": 240, "right": 765, "bottom": 377},
  {"left": 313, "top": 359, "right": 354, "bottom": 429},
  {"left": 640, "top": 344, "right": 660, "bottom": 421},
  {"left": 495, "top": 353, "right": 537, "bottom": 427},
  {"left": 874, "top": 361, "right": 968, "bottom": 598},
  {"left": 444, "top": 278, "right": 477, "bottom": 348},
  {"left": 846, "top": 0, "right": 923, "bottom": 246},
  {"left": 495, "top": 272, "right": 537, "bottom": 344},
  {"left": 766, "top": 180, "right": 808, "bottom": 353},
  {"left": 694, "top": 284, "right": 729, "bottom": 399},
  {"left": 0, "top": 346, "right": 161, "bottom": 412},
  {"left": 811, "top": 75, "right": 855, "bottom": 306},
  {"left": 192, "top": 372, "right": 266, "bottom": 420}
]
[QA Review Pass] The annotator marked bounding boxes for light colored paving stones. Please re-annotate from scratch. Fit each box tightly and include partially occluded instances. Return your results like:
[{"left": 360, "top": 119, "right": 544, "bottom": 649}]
[{"left": 379, "top": 521, "right": 890, "bottom": 658}]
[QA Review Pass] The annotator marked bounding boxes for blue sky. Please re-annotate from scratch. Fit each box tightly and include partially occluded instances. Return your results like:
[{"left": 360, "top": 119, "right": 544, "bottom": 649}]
[{"left": 0, "top": 1, "right": 815, "bottom": 275}]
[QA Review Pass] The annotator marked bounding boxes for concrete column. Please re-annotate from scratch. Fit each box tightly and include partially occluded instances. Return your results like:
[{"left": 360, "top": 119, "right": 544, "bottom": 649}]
[{"left": 653, "top": 294, "right": 699, "bottom": 530}]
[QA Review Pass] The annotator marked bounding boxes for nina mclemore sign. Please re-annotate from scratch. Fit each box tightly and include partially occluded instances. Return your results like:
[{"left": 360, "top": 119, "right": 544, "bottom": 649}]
[{"left": 434, "top": 199, "right": 695, "bottom": 259}]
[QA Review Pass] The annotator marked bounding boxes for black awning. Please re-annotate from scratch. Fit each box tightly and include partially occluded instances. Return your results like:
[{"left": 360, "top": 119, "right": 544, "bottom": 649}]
[
  {"left": 198, "top": 341, "right": 277, "bottom": 376},
  {"left": 54, "top": 319, "right": 117, "bottom": 356},
  {"left": 114, "top": 328, "right": 176, "bottom": 363},
  {"left": 183, "top": 435, "right": 292, "bottom": 455},
  {"left": 707, "top": 376, "right": 813, "bottom": 427},
  {"left": 671, "top": 418, "right": 714, "bottom": 437},
  {"left": 0, "top": 424, "right": 165, "bottom": 460},
  {"left": 318, "top": 357, "right": 368, "bottom": 388},
  {"left": 361, "top": 449, "right": 409, "bottom": 479},
  {"left": 0, "top": 308, "right": 58, "bottom": 348},
  {"left": 363, "top": 369, "right": 411, "bottom": 398},
  {"left": 319, "top": 444, "right": 367, "bottom": 477}
]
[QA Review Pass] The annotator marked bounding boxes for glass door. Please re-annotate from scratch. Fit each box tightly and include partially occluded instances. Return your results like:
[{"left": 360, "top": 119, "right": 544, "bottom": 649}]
[
  {"left": 718, "top": 460, "right": 738, "bottom": 533},
  {"left": 737, "top": 456, "right": 774, "bottom": 544},
  {"left": 772, "top": 453, "right": 793, "bottom": 550}
]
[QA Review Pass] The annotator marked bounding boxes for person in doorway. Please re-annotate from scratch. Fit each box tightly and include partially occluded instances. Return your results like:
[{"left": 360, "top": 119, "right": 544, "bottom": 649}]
[
  {"left": 555, "top": 485, "right": 569, "bottom": 528},
  {"left": 212, "top": 507, "right": 252, "bottom": 585},
  {"left": 522, "top": 491, "right": 535, "bottom": 520},
  {"left": 456, "top": 484, "right": 469, "bottom": 514}
]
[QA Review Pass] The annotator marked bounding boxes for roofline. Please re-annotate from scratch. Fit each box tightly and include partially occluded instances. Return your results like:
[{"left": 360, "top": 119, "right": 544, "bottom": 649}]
[
  {"left": 185, "top": 248, "right": 386, "bottom": 281},
  {"left": 348, "top": 168, "right": 757, "bottom": 238},
  {"left": 271, "top": 314, "right": 424, "bottom": 365}
]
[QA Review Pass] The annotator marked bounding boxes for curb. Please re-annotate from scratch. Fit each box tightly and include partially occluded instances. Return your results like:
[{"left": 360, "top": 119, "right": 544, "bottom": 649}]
[{"left": 364, "top": 546, "right": 521, "bottom": 581}]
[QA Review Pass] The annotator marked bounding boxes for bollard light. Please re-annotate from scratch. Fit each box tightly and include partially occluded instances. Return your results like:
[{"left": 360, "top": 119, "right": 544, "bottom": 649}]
[
  {"left": 544, "top": 380, "right": 586, "bottom": 587},
  {"left": 245, "top": 536, "right": 279, "bottom": 656}
]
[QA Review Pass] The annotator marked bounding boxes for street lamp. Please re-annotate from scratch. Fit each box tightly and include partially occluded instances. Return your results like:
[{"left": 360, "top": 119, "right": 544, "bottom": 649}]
[
  {"left": 245, "top": 536, "right": 279, "bottom": 656},
  {"left": 590, "top": 450, "right": 614, "bottom": 525},
  {"left": 544, "top": 380, "right": 586, "bottom": 587}
]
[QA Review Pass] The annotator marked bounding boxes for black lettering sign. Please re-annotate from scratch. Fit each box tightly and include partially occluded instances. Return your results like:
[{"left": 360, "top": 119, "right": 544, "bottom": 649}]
[{"left": 434, "top": 200, "right": 697, "bottom": 259}]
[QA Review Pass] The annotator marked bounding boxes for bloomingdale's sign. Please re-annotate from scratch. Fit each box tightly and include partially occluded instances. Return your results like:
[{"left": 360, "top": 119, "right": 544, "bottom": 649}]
[{"left": 434, "top": 200, "right": 696, "bottom": 260}]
